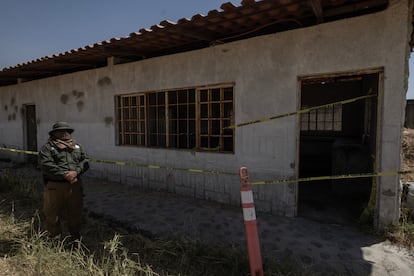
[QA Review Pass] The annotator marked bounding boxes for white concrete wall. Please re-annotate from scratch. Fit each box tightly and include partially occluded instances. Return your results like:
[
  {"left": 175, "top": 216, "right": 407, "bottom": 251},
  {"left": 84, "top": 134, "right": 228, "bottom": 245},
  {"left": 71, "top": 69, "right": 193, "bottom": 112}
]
[{"left": 0, "top": 0, "right": 410, "bottom": 225}]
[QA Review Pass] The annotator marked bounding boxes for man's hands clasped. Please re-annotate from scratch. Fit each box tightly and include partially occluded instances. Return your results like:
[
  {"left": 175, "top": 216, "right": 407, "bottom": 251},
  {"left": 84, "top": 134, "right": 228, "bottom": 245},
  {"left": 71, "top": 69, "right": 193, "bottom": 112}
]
[{"left": 64, "top": 171, "right": 78, "bottom": 184}]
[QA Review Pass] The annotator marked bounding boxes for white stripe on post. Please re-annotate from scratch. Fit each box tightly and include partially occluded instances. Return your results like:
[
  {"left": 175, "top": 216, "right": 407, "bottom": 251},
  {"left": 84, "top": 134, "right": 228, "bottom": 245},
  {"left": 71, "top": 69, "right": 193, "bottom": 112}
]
[
  {"left": 243, "top": 207, "right": 257, "bottom": 221},
  {"left": 241, "top": 190, "right": 254, "bottom": 204},
  {"left": 239, "top": 167, "right": 263, "bottom": 276}
]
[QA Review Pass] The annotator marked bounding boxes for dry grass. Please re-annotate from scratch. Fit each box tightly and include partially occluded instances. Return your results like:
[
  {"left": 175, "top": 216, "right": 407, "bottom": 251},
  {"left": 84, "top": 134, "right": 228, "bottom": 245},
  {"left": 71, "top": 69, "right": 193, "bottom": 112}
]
[
  {"left": 0, "top": 167, "right": 308, "bottom": 276},
  {"left": 384, "top": 128, "right": 414, "bottom": 250},
  {"left": 385, "top": 206, "right": 414, "bottom": 251},
  {"left": 401, "top": 128, "right": 414, "bottom": 183}
]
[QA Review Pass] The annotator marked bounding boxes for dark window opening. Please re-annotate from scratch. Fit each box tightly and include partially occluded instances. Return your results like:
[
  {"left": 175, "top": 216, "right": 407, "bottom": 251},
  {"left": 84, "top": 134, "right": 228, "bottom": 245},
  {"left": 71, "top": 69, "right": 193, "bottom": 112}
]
[
  {"left": 117, "top": 95, "right": 146, "bottom": 146},
  {"left": 298, "top": 72, "right": 379, "bottom": 225}
]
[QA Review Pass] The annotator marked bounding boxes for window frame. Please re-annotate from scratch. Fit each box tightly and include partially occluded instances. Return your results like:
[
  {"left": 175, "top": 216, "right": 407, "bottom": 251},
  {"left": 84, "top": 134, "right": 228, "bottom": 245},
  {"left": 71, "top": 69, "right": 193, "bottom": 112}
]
[
  {"left": 116, "top": 84, "right": 234, "bottom": 153},
  {"left": 300, "top": 104, "right": 342, "bottom": 132}
]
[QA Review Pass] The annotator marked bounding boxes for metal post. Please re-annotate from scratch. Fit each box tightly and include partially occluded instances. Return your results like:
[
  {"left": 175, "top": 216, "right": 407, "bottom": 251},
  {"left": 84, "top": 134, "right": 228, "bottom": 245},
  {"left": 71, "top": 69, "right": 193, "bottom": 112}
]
[{"left": 240, "top": 167, "right": 263, "bottom": 276}]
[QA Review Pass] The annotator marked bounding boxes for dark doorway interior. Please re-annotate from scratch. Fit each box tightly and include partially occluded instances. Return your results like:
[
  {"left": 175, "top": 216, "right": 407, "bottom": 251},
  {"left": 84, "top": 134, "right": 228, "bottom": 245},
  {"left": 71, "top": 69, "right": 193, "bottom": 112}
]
[
  {"left": 25, "top": 104, "right": 37, "bottom": 164},
  {"left": 298, "top": 73, "right": 378, "bottom": 225}
]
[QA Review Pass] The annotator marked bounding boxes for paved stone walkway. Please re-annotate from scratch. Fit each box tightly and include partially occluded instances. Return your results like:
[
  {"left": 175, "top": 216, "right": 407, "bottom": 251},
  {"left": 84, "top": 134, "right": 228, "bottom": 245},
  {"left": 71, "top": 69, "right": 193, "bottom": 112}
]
[{"left": 83, "top": 178, "right": 414, "bottom": 276}]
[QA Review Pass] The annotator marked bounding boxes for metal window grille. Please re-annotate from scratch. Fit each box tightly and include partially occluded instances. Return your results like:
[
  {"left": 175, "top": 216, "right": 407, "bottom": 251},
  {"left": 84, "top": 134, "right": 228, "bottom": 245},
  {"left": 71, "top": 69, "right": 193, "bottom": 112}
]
[
  {"left": 300, "top": 104, "right": 342, "bottom": 131},
  {"left": 116, "top": 85, "right": 234, "bottom": 153}
]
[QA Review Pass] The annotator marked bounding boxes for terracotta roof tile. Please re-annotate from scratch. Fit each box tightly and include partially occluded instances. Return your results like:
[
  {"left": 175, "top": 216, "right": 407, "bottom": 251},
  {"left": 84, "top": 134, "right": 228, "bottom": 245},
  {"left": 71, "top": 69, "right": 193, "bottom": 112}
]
[{"left": 0, "top": 0, "right": 389, "bottom": 86}]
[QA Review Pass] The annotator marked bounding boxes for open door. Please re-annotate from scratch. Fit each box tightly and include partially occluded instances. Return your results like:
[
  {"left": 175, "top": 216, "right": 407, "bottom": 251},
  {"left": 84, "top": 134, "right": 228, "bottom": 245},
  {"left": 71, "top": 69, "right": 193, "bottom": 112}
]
[
  {"left": 24, "top": 104, "right": 38, "bottom": 164},
  {"left": 298, "top": 72, "right": 379, "bottom": 225}
]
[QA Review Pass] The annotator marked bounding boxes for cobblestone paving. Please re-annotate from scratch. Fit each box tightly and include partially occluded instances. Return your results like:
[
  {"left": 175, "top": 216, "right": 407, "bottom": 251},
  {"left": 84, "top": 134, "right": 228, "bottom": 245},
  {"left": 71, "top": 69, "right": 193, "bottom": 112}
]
[{"left": 83, "top": 178, "right": 414, "bottom": 276}]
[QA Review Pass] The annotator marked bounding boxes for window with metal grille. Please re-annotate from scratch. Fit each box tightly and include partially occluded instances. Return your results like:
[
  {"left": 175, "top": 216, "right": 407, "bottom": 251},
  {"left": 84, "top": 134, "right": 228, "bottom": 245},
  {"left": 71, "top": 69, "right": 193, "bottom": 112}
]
[
  {"left": 199, "top": 87, "right": 234, "bottom": 152},
  {"left": 116, "top": 95, "right": 146, "bottom": 146},
  {"left": 167, "top": 89, "right": 196, "bottom": 149},
  {"left": 116, "top": 85, "right": 234, "bottom": 153},
  {"left": 300, "top": 104, "right": 342, "bottom": 131}
]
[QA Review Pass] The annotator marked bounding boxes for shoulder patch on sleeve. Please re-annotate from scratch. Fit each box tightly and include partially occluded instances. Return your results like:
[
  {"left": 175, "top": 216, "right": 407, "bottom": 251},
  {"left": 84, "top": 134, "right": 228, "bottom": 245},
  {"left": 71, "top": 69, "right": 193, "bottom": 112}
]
[{"left": 50, "top": 146, "right": 58, "bottom": 156}]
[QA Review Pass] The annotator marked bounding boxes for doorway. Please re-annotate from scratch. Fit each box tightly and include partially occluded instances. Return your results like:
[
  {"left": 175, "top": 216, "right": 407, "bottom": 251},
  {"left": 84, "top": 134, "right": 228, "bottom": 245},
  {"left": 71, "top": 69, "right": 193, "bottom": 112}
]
[
  {"left": 24, "top": 104, "right": 37, "bottom": 164},
  {"left": 297, "top": 72, "right": 380, "bottom": 225}
]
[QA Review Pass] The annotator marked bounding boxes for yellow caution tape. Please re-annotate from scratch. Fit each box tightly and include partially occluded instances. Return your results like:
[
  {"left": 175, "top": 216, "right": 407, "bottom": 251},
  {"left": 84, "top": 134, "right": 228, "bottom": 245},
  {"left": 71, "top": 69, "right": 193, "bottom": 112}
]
[
  {"left": 1, "top": 146, "right": 411, "bottom": 182},
  {"left": 225, "top": 94, "right": 377, "bottom": 129},
  {"left": 88, "top": 157, "right": 238, "bottom": 175},
  {"left": 0, "top": 146, "right": 238, "bottom": 175},
  {"left": 88, "top": 157, "right": 239, "bottom": 175},
  {"left": 0, "top": 147, "right": 39, "bottom": 156},
  {"left": 0, "top": 93, "right": 380, "bottom": 178},
  {"left": 248, "top": 170, "right": 414, "bottom": 185}
]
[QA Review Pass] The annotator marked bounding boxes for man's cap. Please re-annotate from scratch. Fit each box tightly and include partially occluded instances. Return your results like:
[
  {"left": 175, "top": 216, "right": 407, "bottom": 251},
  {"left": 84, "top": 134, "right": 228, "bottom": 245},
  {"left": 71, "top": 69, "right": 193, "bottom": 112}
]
[{"left": 49, "top": 121, "right": 74, "bottom": 135}]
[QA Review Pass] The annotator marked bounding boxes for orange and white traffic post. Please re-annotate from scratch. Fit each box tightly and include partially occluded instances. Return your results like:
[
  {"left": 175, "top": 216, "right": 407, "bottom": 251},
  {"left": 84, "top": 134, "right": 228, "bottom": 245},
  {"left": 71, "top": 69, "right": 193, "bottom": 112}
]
[{"left": 239, "top": 167, "right": 263, "bottom": 276}]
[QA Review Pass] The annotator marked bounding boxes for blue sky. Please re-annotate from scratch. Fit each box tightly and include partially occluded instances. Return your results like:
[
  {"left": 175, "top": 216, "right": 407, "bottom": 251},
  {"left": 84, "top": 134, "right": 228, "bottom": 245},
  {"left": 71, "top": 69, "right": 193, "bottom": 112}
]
[
  {"left": 0, "top": 0, "right": 228, "bottom": 68},
  {"left": 1, "top": 0, "right": 413, "bottom": 98}
]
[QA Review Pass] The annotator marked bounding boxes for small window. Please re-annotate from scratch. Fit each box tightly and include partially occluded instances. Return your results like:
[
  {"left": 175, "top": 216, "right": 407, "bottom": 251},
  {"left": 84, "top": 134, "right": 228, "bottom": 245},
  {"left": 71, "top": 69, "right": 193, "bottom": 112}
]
[{"left": 301, "top": 105, "right": 342, "bottom": 131}]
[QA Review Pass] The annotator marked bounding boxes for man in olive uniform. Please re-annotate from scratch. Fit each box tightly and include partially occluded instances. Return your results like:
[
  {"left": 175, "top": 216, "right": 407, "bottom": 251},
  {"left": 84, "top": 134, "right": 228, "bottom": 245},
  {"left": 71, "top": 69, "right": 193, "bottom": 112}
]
[{"left": 38, "top": 122, "right": 89, "bottom": 239}]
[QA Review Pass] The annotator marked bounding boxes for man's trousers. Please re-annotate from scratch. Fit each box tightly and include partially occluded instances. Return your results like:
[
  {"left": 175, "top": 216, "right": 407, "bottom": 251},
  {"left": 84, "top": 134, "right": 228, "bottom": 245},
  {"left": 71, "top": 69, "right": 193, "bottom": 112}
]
[{"left": 43, "top": 179, "right": 83, "bottom": 238}]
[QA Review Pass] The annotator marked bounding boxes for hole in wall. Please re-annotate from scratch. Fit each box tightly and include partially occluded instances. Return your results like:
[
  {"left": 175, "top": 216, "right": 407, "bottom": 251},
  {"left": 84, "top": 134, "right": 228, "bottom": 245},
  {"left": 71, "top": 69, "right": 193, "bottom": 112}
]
[
  {"left": 60, "top": 94, "right": 69, "bottom": 104},
  {"left": 104, "top": 116, "right": 113, "bottom": 126},
  {"left": 76, "top": 101, "right": 84, "bottom": 111},
  {"left": 72, "top": 90, "right": 85, "bottom": 98},
  {"left": 97, "top": 76, "right": 112, "bottom": 87}
]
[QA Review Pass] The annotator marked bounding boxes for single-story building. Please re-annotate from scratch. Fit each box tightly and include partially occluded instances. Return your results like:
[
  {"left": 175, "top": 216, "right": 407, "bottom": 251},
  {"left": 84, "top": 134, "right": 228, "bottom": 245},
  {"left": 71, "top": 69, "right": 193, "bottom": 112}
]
[{"left": 0, "top": 0, "right": 412, "bottom": 228}]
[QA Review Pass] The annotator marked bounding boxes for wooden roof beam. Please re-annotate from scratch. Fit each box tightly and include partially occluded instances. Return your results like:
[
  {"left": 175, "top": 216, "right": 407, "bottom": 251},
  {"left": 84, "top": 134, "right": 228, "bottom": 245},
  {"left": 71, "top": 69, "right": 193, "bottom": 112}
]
[
  {"left": 174, "top": 26, "right": 215, "bottom": 41},
  {"left": 324, "top": 0, "right": 388, "bottom": 18},
  {"left": 309, "top": 0, "right": 324, "bottom": 23},
  {"left": 18, "top": 68, "right": 57, "bottom": 74},
  {"left": 53, "top": 59, "right": 102, "bottom": 66}
]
